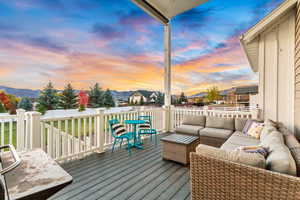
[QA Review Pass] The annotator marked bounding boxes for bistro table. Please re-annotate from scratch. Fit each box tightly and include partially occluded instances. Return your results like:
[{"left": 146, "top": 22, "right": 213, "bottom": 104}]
[{"left": 124, "top": 120, "right": 145, "bottom": 149}]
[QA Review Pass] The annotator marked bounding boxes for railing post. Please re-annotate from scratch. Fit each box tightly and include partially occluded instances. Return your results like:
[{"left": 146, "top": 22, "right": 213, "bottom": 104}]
[
  {"left": 163, "top": 105, "right": 172, "bottom": 132},
  {"left": 251, "top": 108, "right": 261, "bottom": 120},
  {"left": 16, "top": 109, "right": 25, "bottom": 151},
  {"left": 28, "top": 111, "right": 41, "bottom": 149},
  {"left": 96, "top": 108, "right": 106, "bottom": 153}
]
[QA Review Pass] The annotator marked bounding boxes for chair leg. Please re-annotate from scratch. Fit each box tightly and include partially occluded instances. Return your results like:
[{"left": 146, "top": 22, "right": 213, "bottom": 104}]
[
  {"left": 155, "top": 134, "right": 158, "bottom": 146},
  {"left": 127, "top": 138, "right": 131, "bottom": 156},
  {"left": 112, "top": 139, "right": 117, "bottom": 153},
  {"left": 120, "top": 138, "right": 123, "bottom": 149}
]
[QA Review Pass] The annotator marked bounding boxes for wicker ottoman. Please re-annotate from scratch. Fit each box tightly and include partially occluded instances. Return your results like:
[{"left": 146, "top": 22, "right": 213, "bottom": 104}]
[{"left": 160, "top": 134, "right": 200, "bottom": 165}]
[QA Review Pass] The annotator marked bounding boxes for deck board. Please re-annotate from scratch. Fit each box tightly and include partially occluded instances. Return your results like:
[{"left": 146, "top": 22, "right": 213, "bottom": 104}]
[{"left": 50, "top": 133, "right": 191, "bottom": 200}]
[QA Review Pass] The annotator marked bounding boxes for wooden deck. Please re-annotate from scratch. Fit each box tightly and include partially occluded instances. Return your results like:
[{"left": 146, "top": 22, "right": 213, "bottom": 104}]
[{"left": 50, "top": 133, "right": 191, "bottom": 200}]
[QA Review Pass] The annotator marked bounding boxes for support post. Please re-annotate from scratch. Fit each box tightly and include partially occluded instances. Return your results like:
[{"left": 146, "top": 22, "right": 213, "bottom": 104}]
[
  {"left": 96, "top": 108, "right": 106, "bottom": 153},
  {"left": 28, "top": 111, "right": 41, "bottom": 149},
  {"left": 16, "top": 109, "right": 25, "bottom": 151},
  {"left": 163, "top": 23, "right": 172, "bottom": 132}
]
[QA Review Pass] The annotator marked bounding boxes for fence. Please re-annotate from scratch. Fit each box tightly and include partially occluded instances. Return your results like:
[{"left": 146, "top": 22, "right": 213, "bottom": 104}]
[{"left": 0, "top": 106, "right": 259, "bottom": 162}]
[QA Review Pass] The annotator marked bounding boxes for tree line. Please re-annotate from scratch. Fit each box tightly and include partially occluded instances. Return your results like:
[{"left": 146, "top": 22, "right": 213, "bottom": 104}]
[{"left": 7, "top": 82, "right": 115, "bottom": 114}]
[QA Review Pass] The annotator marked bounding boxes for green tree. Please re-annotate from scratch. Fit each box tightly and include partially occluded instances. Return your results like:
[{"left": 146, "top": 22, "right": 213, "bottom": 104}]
[
  {"left": 88, "top": 83, "right": 104, "bottom": 108},
  {"left": 206, "top": 86, "right": 220, "bottom": 103},
  {"left": 155, "top": 92, "right": 164, "bottom": 106},
  {"left": 18, "top": 97, "right": 33, "bottom": 111},
  {"left": 178, "top": 92, "right": 187, "bottom": 104},
  {"left": 0, "top": 103, "right": 6, "bottom": 113},
  {"left": 103, "top": 89, "right": 115, "bottom": 108},
  {"left": 37, "top": 81, "right": 59, "bottom": 111},
  {"left": 140, "top": 97, "right": 145, "bottom": 105},
  {"left": 59, "top": 83, "right": 78, "bottom": 109}
]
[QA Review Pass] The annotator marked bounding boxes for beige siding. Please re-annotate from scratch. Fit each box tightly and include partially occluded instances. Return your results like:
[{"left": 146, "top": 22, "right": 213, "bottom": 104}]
[
  {"left": 295, "top": 1, "right": 300, "bottom": 137},
  {"left": 258, "top": 12, "right": 295, "bottom": 132}
]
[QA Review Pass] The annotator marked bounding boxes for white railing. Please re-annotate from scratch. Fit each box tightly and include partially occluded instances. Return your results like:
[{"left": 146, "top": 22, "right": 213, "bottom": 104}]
[
  {"left": 171, "top": 107, "right": 260, "bottom": 130},
  {"left": 37, "top": 107, "right": 165, "bottom": 162},
  {"left": 0, "top": 114, "right": 17, "bottom": 149},
  {"left": 2, "top": 106, "right": 259, "bottom": 162}
]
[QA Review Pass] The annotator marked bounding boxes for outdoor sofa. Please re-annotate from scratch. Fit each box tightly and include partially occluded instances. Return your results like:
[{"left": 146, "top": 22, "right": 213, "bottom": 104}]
[{"left": 176, "top": 116, "right": 300, "bottom": 200}]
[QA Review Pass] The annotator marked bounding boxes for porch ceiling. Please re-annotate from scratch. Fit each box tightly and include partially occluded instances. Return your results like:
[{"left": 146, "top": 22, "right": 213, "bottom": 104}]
[{"left": 131, "top": 0, "right": 208, "bottom": 24}]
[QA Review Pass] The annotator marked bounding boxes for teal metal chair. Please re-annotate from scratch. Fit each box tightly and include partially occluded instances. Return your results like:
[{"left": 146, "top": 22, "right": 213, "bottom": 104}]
[
  {"left": 109, "top": 119, "right": 134, "bottom": 155},
  {"left": 138, "top": 116, "right": 158, "bottom": 145}
]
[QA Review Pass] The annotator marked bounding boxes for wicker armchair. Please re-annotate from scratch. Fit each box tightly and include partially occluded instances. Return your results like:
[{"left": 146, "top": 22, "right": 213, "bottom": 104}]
[{"left": 190, "top": 152, "right": 300, "bottom": 200}]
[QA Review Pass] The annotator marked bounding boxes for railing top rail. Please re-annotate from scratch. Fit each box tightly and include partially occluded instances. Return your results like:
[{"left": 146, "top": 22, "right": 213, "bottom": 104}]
[
  {"left": 0, "top": 114, "right": 17, "bottom": 120},
  {"left": 40, "top": 108, "right": 165, "bottom": 122}
]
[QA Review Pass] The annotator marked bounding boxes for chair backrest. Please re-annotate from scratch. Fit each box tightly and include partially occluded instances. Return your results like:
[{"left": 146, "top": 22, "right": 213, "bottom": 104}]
[
  {"left": 138, "top": 116, "right": 152, "bottom": 128},
  {"left": 109, "top": 119, "right": 121, "bottom": 137}
]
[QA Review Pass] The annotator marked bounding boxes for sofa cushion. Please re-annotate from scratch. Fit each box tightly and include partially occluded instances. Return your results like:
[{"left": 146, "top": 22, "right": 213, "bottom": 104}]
[
  {"left": 182, "top": 115, "right": 206, "bottom": 127},
  {"left": 175, "top": 125, "right": 203, "bottom": 136},
  {"left": 261, "top": 131, "right": 297, "bottom": 176},
  {"left": 221, "top": 131, "right": 260, "bottom": 151},
  {"left": 196, "top": 144, "right": 266, "bottom": 169},
  {"left": 265, "top": 144, "right": 297, "bottom": 176},
  {"left": 206, "top": 117, "right": 235, "bottom": 130},
  {"left": 235, "top": 118, "right": 248, "bottom": 132},
  {"left": 284, "top": 134, "right": 300, "bottom": 177},
  {"left": 261, "top": 131, "right": 284, "bottom": 152},
  {"left": 199, "top": 128, "right": 233, "bottom": 139},
  {"left": 285, "top": 134, "right": 300, "bottom": 149},
  {"left": 260, "top": 124, "right": 277, "bottom": 142}
]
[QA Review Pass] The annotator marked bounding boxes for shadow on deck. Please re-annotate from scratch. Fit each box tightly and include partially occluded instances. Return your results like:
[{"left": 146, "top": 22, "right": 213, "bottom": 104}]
[{"left": 50, "top": 133, "right": 191, "bottom": 200}]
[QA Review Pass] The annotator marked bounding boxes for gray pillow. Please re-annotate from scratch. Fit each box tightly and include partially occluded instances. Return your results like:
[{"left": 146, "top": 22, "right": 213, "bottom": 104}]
[
  {"left": 260, "top": 125, "right": 277, "bottom": 142},
  {"left": 235, "top": 118, "right": 248, "bottom": 131},
  {"left": 182, "top": 115, "right": 206, "bottom": 126},
  {"left": 196, "top": 144, "right": 266, "bottom": 169},
  {"left": 242, "top": 119, "right": 253, "bottom": 134},
  {"left": 206, "top": 117, "right": 235, "bottom": 130}
]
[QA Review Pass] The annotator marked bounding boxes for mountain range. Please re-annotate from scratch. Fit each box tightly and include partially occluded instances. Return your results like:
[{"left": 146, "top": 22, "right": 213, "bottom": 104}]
[{"left": 0, "top": 85, "right": 150, "bottom": 101}]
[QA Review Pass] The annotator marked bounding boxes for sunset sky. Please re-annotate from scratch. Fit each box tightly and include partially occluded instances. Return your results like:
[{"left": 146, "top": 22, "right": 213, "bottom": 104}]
[{"left": 0, "top": 0, "right": 283, "bottom": 95}]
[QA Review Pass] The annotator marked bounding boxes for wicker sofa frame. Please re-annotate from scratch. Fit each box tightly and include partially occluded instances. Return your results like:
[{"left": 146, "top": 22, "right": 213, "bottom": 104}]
[{"left": 190, "top": 152, "right": 300, "bottom": 200}]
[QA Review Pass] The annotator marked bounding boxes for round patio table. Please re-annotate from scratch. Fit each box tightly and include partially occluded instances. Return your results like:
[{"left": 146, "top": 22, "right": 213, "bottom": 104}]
[{"left": 124, "top": 120, "right": 145, "bottom": 149}]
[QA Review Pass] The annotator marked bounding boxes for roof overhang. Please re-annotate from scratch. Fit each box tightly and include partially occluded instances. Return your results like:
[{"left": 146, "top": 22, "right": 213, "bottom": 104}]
[
  {"left": 131, "top": 0, "right": 209, "bottom": 24},
  {"left": 240, "top": 0, "right": 297, "bottom": 72}
]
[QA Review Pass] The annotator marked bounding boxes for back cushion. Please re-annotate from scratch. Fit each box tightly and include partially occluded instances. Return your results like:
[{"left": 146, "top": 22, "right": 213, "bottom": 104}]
[
  {"left": 206, "top": 117, "right": 234, "bottom": 130},
  {"left": 235, "top": 118, "right": 248, "bottom": 131},
  {"left": 265, "top": 145, "right": 297, "bottom": 176},
  {"left": 261, "top": 131, "right": 297, "bottom": 176},
  {"left": 260, "top": 125, "right": 277, "bottom": 142},
  {"left": 284, "top": 134, "right": 300, "bottom": 177},
  {"left": 182, "top": 115, "right": 206, "bottom": 127},
  {"left": 112, "top": 123, "right": 126, "bottom": 135}
]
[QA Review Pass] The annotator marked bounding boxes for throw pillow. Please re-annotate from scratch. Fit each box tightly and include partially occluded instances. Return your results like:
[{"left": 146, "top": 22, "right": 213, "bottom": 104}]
[
  {"left": 242, "top": 119, "right": 253, "bottom": 134},
  {"left": 247, "top": 122, "right": 264, "bottom": 139}
]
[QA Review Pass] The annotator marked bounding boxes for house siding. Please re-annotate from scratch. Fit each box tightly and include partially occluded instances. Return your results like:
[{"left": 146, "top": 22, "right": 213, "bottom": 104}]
[
  {"left": 295, "top": 1, "right": 300, "bottom": 137},
  {"left": 257, "top": 11, "right": 295, "bottom": 132}
]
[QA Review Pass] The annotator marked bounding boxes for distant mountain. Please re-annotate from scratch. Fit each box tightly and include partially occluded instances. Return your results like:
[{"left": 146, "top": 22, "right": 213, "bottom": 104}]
[
  {"left": 0, "top": 85, "right": 153, "bottom": 101},
  {"left": 0, "top": 86, "right": 40, "bottom": 98}
]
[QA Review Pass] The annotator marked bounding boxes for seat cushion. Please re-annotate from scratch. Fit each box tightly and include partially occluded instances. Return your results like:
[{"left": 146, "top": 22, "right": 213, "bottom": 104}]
[
  {"left": 175, "top": 125, "right": 203, "bottom": 136},
  {"left": 221, "top": 131, "right": 260, "bottom": 151},
  {"left": 196, "top": 144, "right": 266, "bottom": 169},
  {"left": 235, "top": 118, "right": 248, "bottom": 132},
  {"left": 182, "top": 115, "right": 206, "bottom": 127},
  {"left": 199, "top": 128, "right": 233, "bottom": 139},
  {"left": 206, "top": 117, "right": 235, "bottom": 130}
]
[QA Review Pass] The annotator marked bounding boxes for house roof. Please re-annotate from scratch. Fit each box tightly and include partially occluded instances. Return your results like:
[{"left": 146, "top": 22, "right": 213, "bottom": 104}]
[
  {"left": 240, "top": 0, "right": 297, "bottom": 72},
  {"left": 130, "top": 90, "right": 156, "bottom": 98},
  {"left": 233, "top": 85, "right": 258, "bottom": 95},
  {"left": 131, "top": 0, "right": 208, "bottom": 24}
]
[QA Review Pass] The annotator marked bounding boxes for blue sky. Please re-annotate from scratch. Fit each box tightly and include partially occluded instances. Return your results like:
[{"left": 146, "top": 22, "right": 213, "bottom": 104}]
[{"left": 0, "top": 0, "right": 283, "bottom": 94}]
